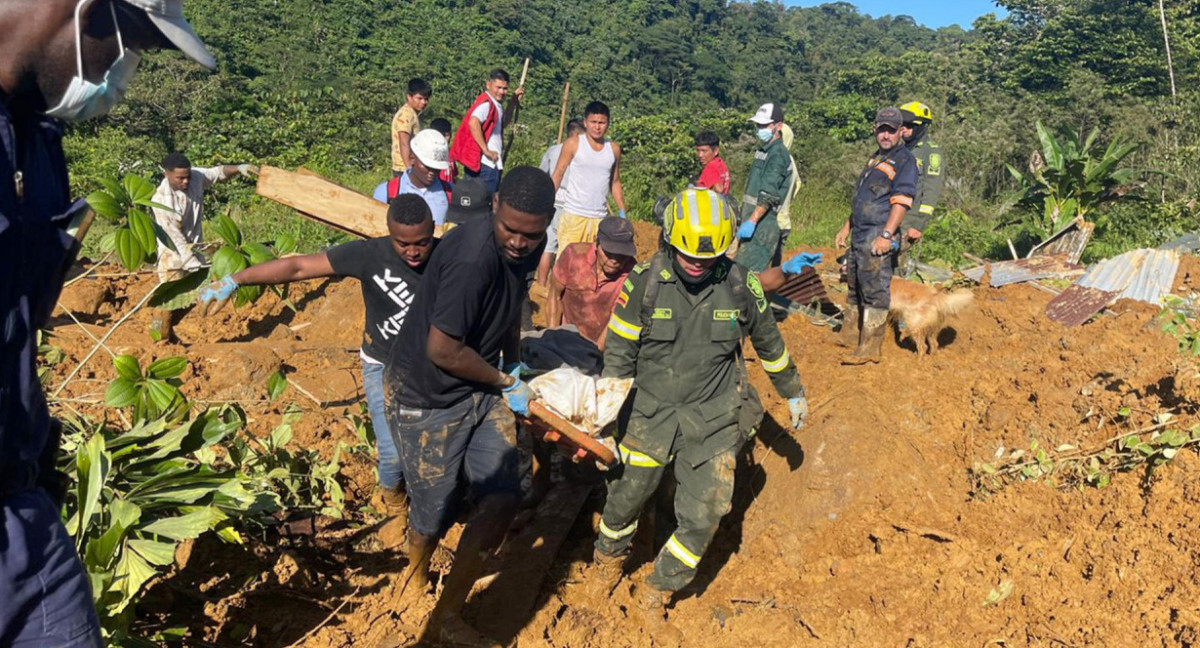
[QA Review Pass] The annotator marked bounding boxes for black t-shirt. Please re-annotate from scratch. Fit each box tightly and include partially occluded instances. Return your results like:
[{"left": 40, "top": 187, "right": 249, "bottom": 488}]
[
  {"left": 326, "top": 236, "right": 436, "bottom": 362},
  {"left": 389, "top": 215, "right": 543, "bottom": 409}
]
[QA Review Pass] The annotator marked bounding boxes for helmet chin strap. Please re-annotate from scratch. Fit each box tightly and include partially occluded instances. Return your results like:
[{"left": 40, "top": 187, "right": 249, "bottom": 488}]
[
  {"left": 672, "top": 256, "right": 714, "bottom": 288},
  {"left": 907, "top": 123, "right": 928, "bottom": 145}
]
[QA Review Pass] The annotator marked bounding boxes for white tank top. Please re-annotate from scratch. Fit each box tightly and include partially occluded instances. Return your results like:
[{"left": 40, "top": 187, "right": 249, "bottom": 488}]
[{"left": 562, "top": 134, "right": 615, "bottom": 219}]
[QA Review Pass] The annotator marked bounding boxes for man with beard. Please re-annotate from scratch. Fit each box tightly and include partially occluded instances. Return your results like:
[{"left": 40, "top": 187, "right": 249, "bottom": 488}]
[{"left": 834, "top": 106, "right": 919, "bottom": 364}]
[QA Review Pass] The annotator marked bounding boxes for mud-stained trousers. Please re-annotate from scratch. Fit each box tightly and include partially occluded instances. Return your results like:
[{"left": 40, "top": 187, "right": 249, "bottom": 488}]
[
  {"left": 736, "top": 206, "right": 782, "bottom": 273},
  {"left": 845, "top": 240, "right": 893, "bottom": 310},
  {"left": 594, "top": 433, "right": 738, "bottom": 592}
]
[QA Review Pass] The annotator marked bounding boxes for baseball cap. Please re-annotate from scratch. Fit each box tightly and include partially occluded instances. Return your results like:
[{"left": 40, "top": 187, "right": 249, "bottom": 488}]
[
  {"left": 410, "top": 130, "right": 450, "bottom": 170},
  {"left": 874, "top": 106, "right": 904, "bottom": 129},
  {"left": 597, "top": 216, "right": 637, "bottom": 258},
  {"left": 445, "top": 178, "right": 492, "bottom": 224},
  {"left": 124, "top": 0, "right": 215, "bottom": 69},
  {"left": 749, "top": 102, "right": 784, "bottom": 125}
]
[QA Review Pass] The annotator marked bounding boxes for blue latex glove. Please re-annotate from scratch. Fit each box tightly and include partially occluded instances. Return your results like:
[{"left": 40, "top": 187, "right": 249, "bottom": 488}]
[
  {"left": 618, "top": 209, "right": 627, "bottom": 219},
  {"left": 781, "top": 252, "right": 824, "bottom": 275},
  {"left": 737, "top": 220, "right": 756, "bottom": 240},
  {"left": 199, "top": 276, "right": 239, "bottom": 315},
  {"left": 891, "top": 238, "right": 900, "bottom": 252},
  {"left": 502, "top": 364, "right": 536, "bottom": 417},
  {"left": 788, "top": 395, "right": 809, "bottom": 430}
]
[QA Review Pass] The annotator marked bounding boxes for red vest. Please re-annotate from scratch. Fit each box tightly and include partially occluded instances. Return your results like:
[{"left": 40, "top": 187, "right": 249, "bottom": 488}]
[{"left": 449, "top": 92, "right": 499, "bottom": 173}]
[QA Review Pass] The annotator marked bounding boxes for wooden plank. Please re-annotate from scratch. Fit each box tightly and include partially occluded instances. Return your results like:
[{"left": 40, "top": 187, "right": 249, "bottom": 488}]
[
  {"left": 472, "top": 481, "right": 592, "bottom": 640},
  {"left": 528, "top": 401, "right": 617, "bottom": 467},
  {"left": 255, "top": 165, "right": 388, "bottom": 239}
]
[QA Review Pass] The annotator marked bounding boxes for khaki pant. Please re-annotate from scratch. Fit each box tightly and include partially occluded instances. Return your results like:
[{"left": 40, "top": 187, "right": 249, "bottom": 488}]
[{"left": 556, "top": 212, "right": 603, "bottom": 248}]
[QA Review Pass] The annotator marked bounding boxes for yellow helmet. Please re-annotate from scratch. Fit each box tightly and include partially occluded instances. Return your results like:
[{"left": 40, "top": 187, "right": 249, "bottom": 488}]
[
  {"left": 664, "top": 188, "right": 734, "bottom": 258},
  {"left": 900, "top": 101, "right": 933, "bottom": 125}
]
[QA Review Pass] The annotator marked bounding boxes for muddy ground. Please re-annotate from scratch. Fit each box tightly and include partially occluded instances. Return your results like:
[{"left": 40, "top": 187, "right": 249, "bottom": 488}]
[{"left": 44, "top": 228, "right": 1200, "bottom": 647}]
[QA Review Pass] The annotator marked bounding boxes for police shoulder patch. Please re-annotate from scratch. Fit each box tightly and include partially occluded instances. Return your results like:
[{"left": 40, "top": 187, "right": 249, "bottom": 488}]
[
  {"left": 659, "top": 268, "right": 672, "bottom": 281},
  {"left": 632, "top": 261, "right": 650, "bottom": 275},
  {"left": 746, "top": 272, "right": 768, "bottom": 313},
  {"left": 928, "top": 153, "right": 942, "bottom": 176}
]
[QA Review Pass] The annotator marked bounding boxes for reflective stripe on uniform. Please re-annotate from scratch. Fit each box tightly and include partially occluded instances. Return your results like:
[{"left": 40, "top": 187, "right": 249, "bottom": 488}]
[
  {"left": 918, "top": 204, "right": 935, "bottom": 215},
  {"left": 760, "top": 348, "right": 790, "bottom": 373},
  {"left": 607, "top": 313, "right": 642, "bottom": 340},
  {"left": 876, "top": 161, "right": 896, "bottom": 180},
  {"left": 600, "top": 518, "right": 638, "bottom": 540},
  {"left": 890, "top": 194, "right": 913, "bottom": 207},
  {"left": 618, "top": 443, "right": 661, "bottom": 468},
  {"left": 665, "top": 534, "right": 700, "bottom": 568}
]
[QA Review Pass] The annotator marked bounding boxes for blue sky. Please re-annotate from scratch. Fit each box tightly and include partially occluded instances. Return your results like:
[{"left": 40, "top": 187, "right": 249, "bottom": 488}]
[{"left": 786, "top": 0, "right": 1008, "bottom": 29}]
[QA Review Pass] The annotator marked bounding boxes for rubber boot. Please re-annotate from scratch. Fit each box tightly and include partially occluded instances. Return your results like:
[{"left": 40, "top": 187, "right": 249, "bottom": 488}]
[
  {"left": 590, "top": 550, "right": 626, "bottom": 598},
  {"left": 843, "top": 307, "right": 887, "bottom": 365},
  {"left": 837, "top": 304, "right": 861, "bottom": 348},
  {"left": 376, "top": 486, "right": 408, "bottom": 550}
]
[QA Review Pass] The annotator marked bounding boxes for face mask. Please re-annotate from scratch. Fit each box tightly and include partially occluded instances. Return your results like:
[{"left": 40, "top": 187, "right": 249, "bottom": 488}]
[
  {"left": 46, "top": 0, "right": 142, "bottom": 122},
  {"left": 756, "top": 128, "right": 773, "bottom": 143}
]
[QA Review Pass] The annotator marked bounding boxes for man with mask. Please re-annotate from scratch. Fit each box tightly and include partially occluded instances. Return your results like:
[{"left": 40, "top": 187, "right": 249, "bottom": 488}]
[
  {"left": 834, "top": 107, "right": 918, "bottom": 364},
  {"left": 736, "top": 102, "right": 794, "bottom": 272},
  {"left": 1, "top": 1, "right": 216, "bottom": 645},
  {"left": 593, "top": 188, "right": 808, "bottom": 615},
  {"left": 896, "top": 101, "right": 945, "bottom": 276}
]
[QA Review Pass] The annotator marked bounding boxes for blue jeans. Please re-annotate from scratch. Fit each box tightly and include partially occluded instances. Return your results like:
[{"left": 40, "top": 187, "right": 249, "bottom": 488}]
[
  {"left": 386, "top": 392, "right": 521, "bottom": 537},
  {"left": 362, "top": 360, "right": 403, "bottom": 491},
  {"left": 1, "top": 490, "right": 103, "bottom": 648},
  {"left": 465, "top": 164, "right": 501, "bottom": 194}
]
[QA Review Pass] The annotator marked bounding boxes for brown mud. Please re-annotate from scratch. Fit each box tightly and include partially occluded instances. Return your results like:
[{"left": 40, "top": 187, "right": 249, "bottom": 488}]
[{"left": 44, "top": 228, "right": 1200, "bottom": 647}]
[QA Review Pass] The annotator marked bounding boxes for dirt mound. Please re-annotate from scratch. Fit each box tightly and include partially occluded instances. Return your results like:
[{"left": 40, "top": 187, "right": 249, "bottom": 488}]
[{"left": 44, "top": 230, "right": 1200, "bottom": 648}]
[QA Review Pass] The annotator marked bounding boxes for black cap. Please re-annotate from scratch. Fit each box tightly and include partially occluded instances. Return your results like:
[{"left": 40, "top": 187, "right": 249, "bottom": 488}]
[
  {"left": 597, "top": 216, "right": 637, "bottom": 258},
  {"left": 900, "top": 109, "right": 917, "bottom": 126},
  {"left": 874, "top": 106, "right": 904, "bottom": 128},
  {"left": 445, "top": 178, "right": 492, "bottom": 224}
]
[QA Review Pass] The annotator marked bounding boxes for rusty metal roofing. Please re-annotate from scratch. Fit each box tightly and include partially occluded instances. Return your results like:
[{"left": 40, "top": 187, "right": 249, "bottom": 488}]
[
  {"left": 1044, "top": 248, "right": 1181, "bottom": 326},
  {"left": 774, "top": 267, "right": 830, "bottom": 307},
  {"left": 1076, "top": 249, "right": 1180, "bottom": 305},
  {"left": 961, "top": 254, "right": 1084, "bottom": 287},
  {"left": 1029, "top": 219, "right": 1095, "bottom": 264}
]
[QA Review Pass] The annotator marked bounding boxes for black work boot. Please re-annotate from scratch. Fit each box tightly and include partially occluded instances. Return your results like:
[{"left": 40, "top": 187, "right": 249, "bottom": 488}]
[
  {"left": 843, "top": 307, "right": 887, "bottom": 365},
  {"left": 837, "top": 304, "right": 861, "bottom": 348}
]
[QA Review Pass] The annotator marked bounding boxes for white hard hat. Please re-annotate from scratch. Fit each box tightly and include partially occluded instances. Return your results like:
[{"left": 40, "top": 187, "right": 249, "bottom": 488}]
[
  {"left": 410, "top": 129, "right": 450, "bottom": 170},
  {"left": 123, "top": 0, "right": 215, "bottom": 69}
]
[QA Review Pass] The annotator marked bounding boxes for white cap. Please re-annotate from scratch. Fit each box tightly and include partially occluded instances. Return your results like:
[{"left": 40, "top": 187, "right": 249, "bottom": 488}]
[
  {"left": 123, "top": 0, "right": 215, "bottom": 69},
  {"left": 410, "top": 129, "right": 450, "bottom": 170},
  {"left": 749, "top": 102, "right": 784, "bottom": 125}
]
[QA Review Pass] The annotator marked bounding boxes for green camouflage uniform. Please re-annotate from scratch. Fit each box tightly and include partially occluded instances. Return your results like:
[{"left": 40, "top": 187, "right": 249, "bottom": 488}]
[{"left": 595, "top": 252, "right": 803, "bottom": 592}]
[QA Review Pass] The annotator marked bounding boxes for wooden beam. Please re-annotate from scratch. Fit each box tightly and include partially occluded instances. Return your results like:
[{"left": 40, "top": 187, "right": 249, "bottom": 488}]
[{"left": 255, "top": 165, "right": 388, "bottom": 239}]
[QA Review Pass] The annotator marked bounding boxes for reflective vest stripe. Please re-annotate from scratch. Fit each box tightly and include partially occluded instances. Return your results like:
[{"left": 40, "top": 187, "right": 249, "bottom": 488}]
[
  {"left": 918, "top": 204, "right": 935, "bottom": 215},
  {"left": 876, "top": 161, "right": 896, "bottom": 180},
  {"left": 600, "top": 518, "right": 638, "bottom": 540}
]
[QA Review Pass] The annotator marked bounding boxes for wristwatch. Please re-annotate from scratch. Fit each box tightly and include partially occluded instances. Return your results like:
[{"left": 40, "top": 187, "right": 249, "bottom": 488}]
[{"left": 880, "top": 230, "right": 893, "bottom": 240}]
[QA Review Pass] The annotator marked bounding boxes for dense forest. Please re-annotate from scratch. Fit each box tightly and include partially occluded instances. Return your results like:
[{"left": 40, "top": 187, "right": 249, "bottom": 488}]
[{"left": 68, "top": 0, "right": 1200, "bottom": 263}]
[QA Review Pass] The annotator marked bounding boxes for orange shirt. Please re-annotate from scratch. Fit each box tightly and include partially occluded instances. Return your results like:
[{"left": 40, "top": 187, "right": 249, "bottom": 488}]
[{"left": 553, "top": 243, "right": 633, "bottom": 347}]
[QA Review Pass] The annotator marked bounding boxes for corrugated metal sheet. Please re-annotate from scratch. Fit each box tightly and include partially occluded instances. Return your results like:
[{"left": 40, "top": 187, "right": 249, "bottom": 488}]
[
  {"left": 1029, "top": 219, "right": 1095, "bottom": 264},
  {"left": 1046, "top": 285, "right": 1117, "bottom": 327},
  {"left": 1044, "top": 248, "right": 1180, "bottom": 326},
  {"left": 774, "top": 267, "right": 830, "bottom": 307},
  {"left": 961, "top": 254, "right": 1084, "bottom": 287},
  {"left": 1076, "top": 249, "right": 1180, "bottom": 304}
]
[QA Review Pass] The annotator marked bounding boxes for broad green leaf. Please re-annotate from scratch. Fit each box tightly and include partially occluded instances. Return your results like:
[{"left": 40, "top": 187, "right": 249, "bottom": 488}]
[
  {"left": 113, "top": 354, "right": 142, "bottom": 381},
  {"left": 114, "top": 227, "right": 145, "bottom": 271},
  {"left": 151, "top": 221, "right": 178, "bottom": 254},
  {"left": 141, "top": 506, "right": 227, "bottom": 541},
  {"left": 146, "top": 356, "right": 188, "bottom": 380},
  {"left": 128, "top": 209, "right": 157, "bottom": 256},
  {"left": 243, "top": 241, "right": 276, "bottom": 265},
  {"left": 128, "top": 539, "right": 178, "bottom": 566},
  {"left": 274, "top": 233, "right": 297, "bottom": 255},
  {"left": 210, "top": 245, "right": 247, "bottom": 280},
  {"left": 234, "top": 283, "right": 263, "bottom": 307},
  {"left": 84, "top": 500, "right": 138, "bottom": 571},
  {"left": 144, "top": 378, "right": 182, "bottom": 414},
  {"left": 110, "top": 545, "right": 159, "bottom": 613},
  {"left": 75, "top": 433, "right": 111, "bottom": 541},
  {"left": 149, "top": 269, "right": 209, "bottom": 311},
  {"left": 212, "top": 213, "right": 242, "bottom": 247},
  {"left": 122, "top": 174, "right": 156, "bottom": 204},
  {"left": 267, "top": 371, "right": 288, "bottom": 402},
  {"left": 85, "top": 190, "right": 124, "bottom": 221},
  {"left": 104, "top": 377, "right": 140, "bottom": 408}
]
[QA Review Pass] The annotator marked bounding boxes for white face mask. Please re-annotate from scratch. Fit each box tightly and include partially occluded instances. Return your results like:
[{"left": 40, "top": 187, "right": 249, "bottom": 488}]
[
  {"left": 756, "top": 127, "right": 774, "bottom": 143},
  {"left": 46, "top": 0, "right": 142, "bottom": 122}
]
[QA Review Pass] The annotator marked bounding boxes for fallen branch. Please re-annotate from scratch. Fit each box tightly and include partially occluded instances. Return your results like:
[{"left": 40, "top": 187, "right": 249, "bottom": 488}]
[{"left": 283, "top": 586, "right": 359, "bottom": 648}]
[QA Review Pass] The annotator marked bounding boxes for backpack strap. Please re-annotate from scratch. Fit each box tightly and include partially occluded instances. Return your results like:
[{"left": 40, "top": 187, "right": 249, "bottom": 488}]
[{"left": 638, "top": 253, "right": 668, "bottom": 326}]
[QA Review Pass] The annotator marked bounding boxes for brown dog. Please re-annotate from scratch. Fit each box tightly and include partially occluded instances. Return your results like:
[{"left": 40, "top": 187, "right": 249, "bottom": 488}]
[{"left": 888, "top": 278, "right": 974, "bottom": 356}]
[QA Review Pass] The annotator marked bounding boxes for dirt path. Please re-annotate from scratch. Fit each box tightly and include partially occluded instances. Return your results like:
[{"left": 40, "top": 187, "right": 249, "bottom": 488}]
[{"left": 44, "top": 235, "right": 1200, "bottom": 647}]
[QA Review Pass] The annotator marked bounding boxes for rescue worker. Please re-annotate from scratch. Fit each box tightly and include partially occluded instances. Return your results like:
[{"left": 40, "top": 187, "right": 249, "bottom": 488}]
[
  {"left": 896, "top": 101, "right": 945, "bottom": 276},
  {"left": 834, "top": 107, "right": 918, "bottom": 364},
  {"left": 593, "top": 188, "right": 809, "bottom": 613},
  {"left": 1, "top": 1, "right": 215, "bottom": 645},
  {"left": 736, "top": 102, "right": 794, "bottom": 272}
]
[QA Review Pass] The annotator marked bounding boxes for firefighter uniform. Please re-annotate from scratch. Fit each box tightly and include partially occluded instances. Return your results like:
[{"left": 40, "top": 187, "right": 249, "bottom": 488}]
[
  {"left": 596, "top": 250, "right": 803, "bottom": 593},
  {"left": 847, "top": 146, "right": 918, "bottom": 311}
]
